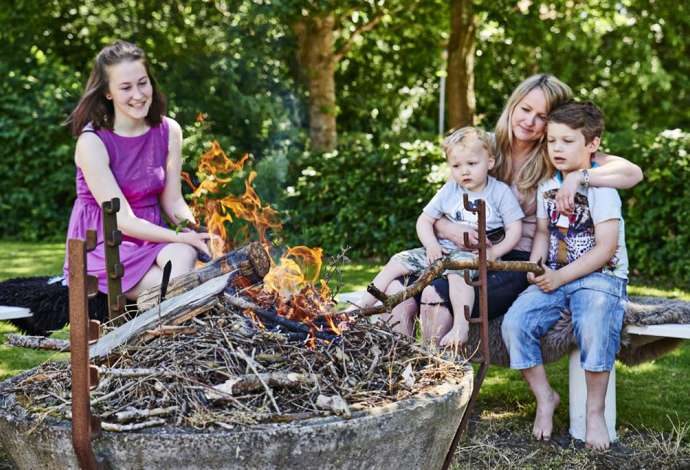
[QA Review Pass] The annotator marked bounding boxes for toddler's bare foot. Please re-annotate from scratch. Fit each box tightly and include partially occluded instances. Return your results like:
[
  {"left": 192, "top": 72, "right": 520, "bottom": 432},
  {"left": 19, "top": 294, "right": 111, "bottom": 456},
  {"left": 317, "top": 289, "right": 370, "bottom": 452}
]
[
  {"left": 533, "top": 389, "right": 560, "bottom": 441},
  {"left": 585, "top": 411, "right": 610, "bottom": 450}
]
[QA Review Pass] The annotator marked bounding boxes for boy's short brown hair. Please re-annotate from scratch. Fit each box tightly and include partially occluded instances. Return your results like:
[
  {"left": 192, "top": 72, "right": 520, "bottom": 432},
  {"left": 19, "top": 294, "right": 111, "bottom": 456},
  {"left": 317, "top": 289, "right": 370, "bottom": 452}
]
[
  {"left": 548, "top": 101, "right": 605, "bottom": 144},
  {"left": 442, "top": 126, "right": 494, "bottom": 159}
]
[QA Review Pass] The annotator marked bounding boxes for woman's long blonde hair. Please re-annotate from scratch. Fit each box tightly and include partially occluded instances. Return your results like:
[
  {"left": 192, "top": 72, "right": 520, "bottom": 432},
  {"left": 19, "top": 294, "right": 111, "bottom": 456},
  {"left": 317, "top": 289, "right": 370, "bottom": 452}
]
[{"left": 493, "top": 74, "right": 572, "bottom": 195}]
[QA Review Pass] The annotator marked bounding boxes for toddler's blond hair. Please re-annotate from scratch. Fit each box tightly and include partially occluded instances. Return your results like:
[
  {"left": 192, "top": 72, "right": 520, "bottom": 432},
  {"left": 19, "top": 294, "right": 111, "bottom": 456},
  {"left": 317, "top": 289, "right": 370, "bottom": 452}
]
[{"left": 442, "top": 127, "right": 494, "bottom": 160}]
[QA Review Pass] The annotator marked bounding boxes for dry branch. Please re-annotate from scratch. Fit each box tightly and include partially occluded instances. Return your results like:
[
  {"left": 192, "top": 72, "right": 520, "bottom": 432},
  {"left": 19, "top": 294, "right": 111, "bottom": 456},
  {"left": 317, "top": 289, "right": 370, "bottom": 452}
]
[
  {"left": 207, "top": 373, "right": 318, "bottom": 398},
  {"left": 97, "top": 367, "right": 171, "bottom": 378},
  {"left": 6, "top": 334, "right": 70, "bottom": 351},
  {"left": 145, "top": 325, "right": 198, "bottom": 338},
  {"left": 343, "top": 257, "right": 544, "bottom": 317},
  {"left": 114, "top": 406, "right": 178, "bottom": 423},
  {"left": 101, "top": 418, "right": 166, "bottom": 432}
]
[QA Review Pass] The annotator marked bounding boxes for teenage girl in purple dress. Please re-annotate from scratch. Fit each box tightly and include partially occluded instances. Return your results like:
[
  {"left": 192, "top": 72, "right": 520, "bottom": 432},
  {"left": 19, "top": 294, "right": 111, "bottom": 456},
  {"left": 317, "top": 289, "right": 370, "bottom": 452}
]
[{"left": 63, "top": 41, "right": 211, "bottom": 300}]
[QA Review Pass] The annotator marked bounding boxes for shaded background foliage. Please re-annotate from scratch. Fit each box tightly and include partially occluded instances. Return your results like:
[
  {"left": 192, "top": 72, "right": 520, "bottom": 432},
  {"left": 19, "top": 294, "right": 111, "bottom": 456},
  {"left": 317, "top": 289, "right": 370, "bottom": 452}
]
[{"left": 0, "top": 0, "right": 688, "bottom": 281}]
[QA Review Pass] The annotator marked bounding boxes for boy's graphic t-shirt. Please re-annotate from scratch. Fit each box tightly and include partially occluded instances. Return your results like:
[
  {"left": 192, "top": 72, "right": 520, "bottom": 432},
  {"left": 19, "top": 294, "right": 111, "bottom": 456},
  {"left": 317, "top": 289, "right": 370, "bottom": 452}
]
[
  {"left": 537, "top": 175, "right": 628, "bottom": 279},
  {"left": 423, "top": 176, "right": 524, "bottom": 253}
]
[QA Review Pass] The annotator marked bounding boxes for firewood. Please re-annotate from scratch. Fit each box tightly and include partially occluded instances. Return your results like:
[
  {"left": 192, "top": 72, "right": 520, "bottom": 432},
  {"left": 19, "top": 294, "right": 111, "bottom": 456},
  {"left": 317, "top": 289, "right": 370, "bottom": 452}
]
[
  {"left": 6, "top": 334, "right": 70, "bottom": 351},
  {"left": 144, "top": 325, "right": 198, "bottom": 338},
  {"left": 96, "top": 367, "right": 171, "bottom": 378},
  {"left": 315, "top": 394, "right": 351, "bottom": 417},
  {"left": 100, "top": 418, "right": 166, "bottom": 432},
  {"left": 137, "top": 241, "right": 270, "bottom": 310}
]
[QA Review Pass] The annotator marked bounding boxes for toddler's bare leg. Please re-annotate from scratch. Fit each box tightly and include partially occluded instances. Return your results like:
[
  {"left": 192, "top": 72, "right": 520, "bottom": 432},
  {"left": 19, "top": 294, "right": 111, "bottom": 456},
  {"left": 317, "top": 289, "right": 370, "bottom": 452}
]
[
  {"left": 359, "top": 259, "right": 410, "bottom": 308},
  {"left": 443, "top": 273, "right": 473, "bottom": 346},
  {"left": 379, "top": 279, "right": 417, "bottom": 336},
  {"left": 585, "top": 371, "right": 611, "bottom": 450}
]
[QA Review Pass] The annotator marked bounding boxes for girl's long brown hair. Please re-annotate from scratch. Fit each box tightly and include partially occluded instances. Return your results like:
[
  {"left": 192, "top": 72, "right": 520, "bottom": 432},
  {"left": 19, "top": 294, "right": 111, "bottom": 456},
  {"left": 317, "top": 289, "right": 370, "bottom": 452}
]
[{"left": 65, "top": 40, "right": 166, "bottom": 136}]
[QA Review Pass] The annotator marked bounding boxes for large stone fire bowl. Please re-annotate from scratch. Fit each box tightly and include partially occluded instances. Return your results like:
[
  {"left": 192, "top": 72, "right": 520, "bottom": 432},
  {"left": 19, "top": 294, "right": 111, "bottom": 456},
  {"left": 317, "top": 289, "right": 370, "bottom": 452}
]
[{"left": 0, "top": 364, "right": 473, "bottom": 470}]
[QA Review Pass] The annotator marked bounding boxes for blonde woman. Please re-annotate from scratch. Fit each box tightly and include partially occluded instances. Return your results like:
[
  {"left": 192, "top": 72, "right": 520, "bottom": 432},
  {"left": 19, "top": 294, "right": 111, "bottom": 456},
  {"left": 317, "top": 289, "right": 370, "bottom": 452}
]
[{"left": 383, "top": 74, "right": 642, "bottom": 440}]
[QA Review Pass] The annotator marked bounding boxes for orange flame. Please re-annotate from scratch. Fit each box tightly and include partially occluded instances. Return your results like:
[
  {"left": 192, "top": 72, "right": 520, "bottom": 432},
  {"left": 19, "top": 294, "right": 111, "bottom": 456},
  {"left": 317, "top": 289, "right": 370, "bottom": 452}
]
[
  {"left": 198, "top": 141, "right": 250, "bottom": 176},
  {"left": 325, "top": 315, "right": 342, "bottom": 336},
  {"left": 186, "top": 141, "right": 282, "bottom": 255},
  {"left": 219, "top": 171, "right": 282, "bottom": 245},
  {"left": 263, "top": 246, "right": 324, "bottom": 298}
]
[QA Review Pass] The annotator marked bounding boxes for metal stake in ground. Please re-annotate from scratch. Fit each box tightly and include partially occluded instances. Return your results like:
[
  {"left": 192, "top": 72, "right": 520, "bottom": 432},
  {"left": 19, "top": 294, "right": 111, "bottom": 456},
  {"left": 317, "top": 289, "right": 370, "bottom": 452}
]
[
  {"left": 68, "top": 231, "right": 104, "bottom": 469},
  {"left": 103, "top": 197, "right": 126, "bottom": 324},
  {"left": 442, "top": 194, "right": 491, "bottom": 470}
]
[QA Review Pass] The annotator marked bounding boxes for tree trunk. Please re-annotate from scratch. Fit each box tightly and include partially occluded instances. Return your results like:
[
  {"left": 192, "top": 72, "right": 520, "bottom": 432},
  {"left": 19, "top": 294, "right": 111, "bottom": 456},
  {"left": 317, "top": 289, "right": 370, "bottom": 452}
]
[
  {"left": 293, "top": 14, "right": 337, "bottom": 152},
  {"left": 446, "top": 0, "right": 476, "bottom": 130}
]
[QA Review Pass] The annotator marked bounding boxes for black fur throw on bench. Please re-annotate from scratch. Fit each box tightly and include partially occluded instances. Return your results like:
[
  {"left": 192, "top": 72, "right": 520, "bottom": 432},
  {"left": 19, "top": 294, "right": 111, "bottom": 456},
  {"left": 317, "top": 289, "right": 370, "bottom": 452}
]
[{"left": 0, "top": 277, "right": 110, "bottom": 336}]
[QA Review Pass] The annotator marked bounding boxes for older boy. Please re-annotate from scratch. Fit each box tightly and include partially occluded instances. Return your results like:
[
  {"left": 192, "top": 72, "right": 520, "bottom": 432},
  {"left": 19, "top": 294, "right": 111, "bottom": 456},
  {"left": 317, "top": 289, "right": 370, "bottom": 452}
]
[{"left": 501, "top": 102, "right": 628, "bottom": 450}]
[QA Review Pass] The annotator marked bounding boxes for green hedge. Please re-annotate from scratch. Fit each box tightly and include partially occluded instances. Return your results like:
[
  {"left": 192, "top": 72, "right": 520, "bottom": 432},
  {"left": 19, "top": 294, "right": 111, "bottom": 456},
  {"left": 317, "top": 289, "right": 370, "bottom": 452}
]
[
  {"left": 603, "top": 128, "right": 690, "bottom": 282},
  {"left": 0, "top": 55, "right": 80, "bottom": 241},
  {"left": 283, "top": 133, "right": 446, "bottom": 258}
]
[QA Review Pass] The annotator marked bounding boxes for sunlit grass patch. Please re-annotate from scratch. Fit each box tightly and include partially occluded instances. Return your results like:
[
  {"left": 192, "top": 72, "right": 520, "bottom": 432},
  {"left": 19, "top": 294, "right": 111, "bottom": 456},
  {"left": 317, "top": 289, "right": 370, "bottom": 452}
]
[{"left": 0, "top": 242, "right": 64, "bottom": 280}]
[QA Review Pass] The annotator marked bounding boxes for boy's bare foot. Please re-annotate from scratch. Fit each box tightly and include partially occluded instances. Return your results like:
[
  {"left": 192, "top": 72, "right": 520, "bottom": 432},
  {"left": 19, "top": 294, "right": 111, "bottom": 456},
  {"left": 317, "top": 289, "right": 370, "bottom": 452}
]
[
  {"left": 533, "top": 389, "right": 560, "bottom": 441},
  {"left": 585, "top": 411, "right": 610, "bottom": 450}
]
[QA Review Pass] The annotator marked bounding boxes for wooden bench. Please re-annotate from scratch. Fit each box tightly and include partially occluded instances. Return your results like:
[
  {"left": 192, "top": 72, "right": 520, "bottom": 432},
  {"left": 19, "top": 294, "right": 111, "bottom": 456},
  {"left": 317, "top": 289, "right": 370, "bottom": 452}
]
[
  {"left": 336, "top": 291, "right": 690, "bottom": 441},
  {"left": 0, "top": 306, "right": 33, "bottom": 320}
]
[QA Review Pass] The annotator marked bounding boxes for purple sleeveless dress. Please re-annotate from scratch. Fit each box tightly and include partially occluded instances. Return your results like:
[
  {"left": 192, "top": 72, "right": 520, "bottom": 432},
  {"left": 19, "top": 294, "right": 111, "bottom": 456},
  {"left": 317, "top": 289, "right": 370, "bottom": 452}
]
[{"left": 63, "top": 119, "right": 171, "bottom": 293}]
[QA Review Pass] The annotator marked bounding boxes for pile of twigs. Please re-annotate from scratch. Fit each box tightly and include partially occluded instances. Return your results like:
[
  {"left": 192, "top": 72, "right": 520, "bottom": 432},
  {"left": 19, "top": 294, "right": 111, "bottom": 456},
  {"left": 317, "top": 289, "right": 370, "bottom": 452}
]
[{"left": 14, "top": 298, "right": 467, "bottom": 431}]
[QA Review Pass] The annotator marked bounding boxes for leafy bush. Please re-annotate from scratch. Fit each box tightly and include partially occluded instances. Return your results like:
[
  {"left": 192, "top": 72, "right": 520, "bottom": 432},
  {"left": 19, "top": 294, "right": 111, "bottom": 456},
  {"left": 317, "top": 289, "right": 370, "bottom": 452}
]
[
  {"left": 283, "top": 132, "right": 446, "bottom": 258},
  {"left": 604, "top": 129, "right": 690, "bottom": 282},
  {"left": 0, "top": 55, "right": 80, "bottom": 241}
]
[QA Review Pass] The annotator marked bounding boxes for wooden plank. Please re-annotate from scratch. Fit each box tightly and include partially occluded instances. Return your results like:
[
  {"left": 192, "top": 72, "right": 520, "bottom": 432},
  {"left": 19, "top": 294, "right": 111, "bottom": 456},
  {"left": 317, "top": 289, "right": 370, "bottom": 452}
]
[
  {"left": 89, "top": 273, "right": 231, "bottom": 360},
  {"left": 625, "top": 323, "right": 690, "bottom": 339},
  {"left": 0, "top": 306, "right": 32, "bottom": 320}
]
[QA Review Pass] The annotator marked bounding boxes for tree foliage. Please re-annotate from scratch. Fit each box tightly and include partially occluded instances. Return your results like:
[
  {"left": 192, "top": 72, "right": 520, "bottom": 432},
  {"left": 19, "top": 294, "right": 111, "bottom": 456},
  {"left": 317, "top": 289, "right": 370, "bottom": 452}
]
[{"left": 1, "top": 0, "right": 688, "bottom": 287}]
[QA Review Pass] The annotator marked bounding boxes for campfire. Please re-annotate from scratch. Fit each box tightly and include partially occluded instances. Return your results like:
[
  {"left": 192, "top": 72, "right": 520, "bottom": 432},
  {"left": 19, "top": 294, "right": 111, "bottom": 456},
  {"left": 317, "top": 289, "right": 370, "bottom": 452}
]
[{"left": 14, "top": 239, "right": 466, "bottom": 430}]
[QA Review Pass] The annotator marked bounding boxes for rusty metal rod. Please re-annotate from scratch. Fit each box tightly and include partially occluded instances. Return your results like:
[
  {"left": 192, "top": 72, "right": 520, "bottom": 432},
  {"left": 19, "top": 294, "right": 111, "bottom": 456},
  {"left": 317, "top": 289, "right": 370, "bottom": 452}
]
[
  {"left": 68, "top": 236, "right": 101, "bottom": 469},
  {"left": 103, "top": 197, "right": 126, "bottom": 324}
]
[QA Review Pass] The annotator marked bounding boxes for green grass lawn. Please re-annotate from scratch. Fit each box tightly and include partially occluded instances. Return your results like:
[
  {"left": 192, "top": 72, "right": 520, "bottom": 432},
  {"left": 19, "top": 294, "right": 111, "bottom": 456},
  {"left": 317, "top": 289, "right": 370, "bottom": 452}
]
[{"left": 1, "top": 242, "right": 688, "bottom": 435}]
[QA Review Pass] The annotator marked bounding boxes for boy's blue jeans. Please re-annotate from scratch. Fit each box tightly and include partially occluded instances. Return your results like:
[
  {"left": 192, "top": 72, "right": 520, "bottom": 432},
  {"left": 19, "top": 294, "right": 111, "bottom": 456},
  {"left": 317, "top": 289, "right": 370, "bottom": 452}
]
[{"left": 502, "top": 272, "right": 627, "bottom": 372}]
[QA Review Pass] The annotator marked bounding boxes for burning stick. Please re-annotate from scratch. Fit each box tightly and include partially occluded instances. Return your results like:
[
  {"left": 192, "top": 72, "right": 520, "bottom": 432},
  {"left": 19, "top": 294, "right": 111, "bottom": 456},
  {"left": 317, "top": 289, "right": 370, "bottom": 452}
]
[
  {"left": 342, "top": 257, "right": 544, "bottom": 316},
  {"left": 223, "top": 293, "right": 338, "bottom": 342}
]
